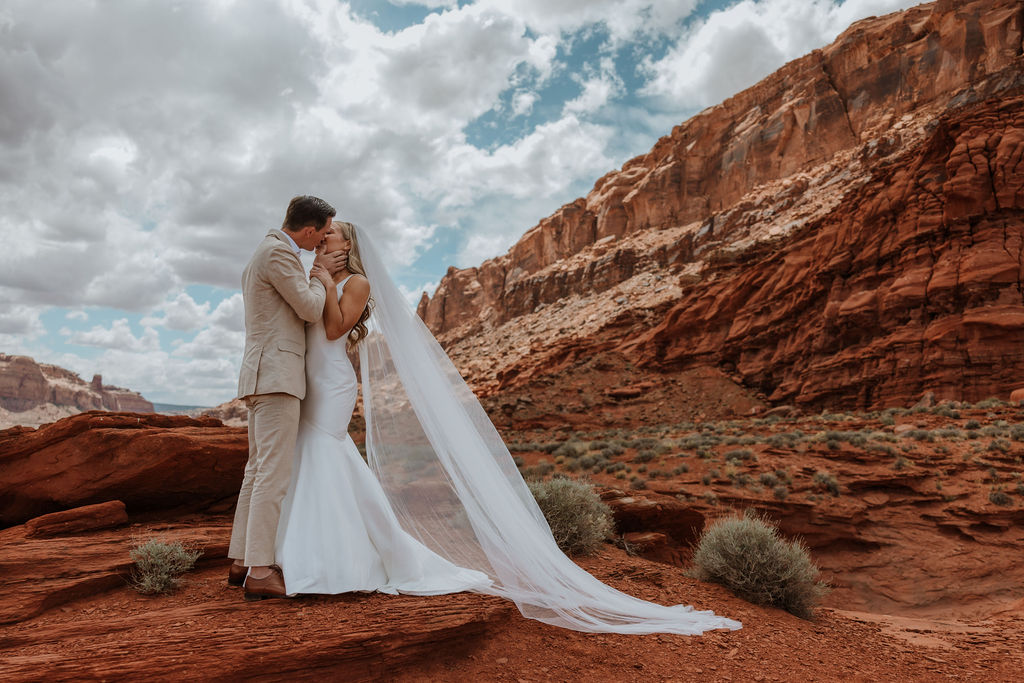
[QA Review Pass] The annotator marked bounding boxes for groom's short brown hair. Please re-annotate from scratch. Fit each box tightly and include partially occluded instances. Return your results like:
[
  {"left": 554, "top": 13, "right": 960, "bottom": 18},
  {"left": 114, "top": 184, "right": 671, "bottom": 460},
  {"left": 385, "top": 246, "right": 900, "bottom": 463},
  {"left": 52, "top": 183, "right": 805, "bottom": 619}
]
[{"left": 282, "top": 195, "right": 336, "bottom": 233}]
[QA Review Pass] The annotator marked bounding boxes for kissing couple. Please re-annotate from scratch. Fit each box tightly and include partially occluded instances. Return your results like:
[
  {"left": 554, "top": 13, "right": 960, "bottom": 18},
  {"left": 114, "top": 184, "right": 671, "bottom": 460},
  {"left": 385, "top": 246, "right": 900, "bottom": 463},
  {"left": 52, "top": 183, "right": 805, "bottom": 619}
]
[{"left": 227, "top": 195, "right": 741, "bottom": 635}]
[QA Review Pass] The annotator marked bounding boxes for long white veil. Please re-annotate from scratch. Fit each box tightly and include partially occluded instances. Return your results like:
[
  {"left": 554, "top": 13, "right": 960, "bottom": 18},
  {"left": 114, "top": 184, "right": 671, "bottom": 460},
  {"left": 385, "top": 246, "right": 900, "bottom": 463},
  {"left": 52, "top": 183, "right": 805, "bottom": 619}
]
[{"left": 355, "top": 224, "right": 741, "bottom": 634}]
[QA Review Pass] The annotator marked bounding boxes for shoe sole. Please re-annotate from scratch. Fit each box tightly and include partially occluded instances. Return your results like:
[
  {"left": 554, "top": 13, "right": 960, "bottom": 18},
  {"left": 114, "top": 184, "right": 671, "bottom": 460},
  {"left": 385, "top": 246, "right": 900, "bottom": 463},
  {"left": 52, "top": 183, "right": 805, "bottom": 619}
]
[{"left": 243, "top": 591, "right": 287, "bottom": 601}]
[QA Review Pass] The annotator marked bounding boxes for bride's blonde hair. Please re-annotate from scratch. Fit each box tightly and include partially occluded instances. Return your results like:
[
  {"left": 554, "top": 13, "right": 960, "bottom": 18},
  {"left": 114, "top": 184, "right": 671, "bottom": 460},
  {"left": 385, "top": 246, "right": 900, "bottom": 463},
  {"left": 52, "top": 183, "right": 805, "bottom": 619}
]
[{"left": 331, "top": 220, "right": 373, "bottom": 348}]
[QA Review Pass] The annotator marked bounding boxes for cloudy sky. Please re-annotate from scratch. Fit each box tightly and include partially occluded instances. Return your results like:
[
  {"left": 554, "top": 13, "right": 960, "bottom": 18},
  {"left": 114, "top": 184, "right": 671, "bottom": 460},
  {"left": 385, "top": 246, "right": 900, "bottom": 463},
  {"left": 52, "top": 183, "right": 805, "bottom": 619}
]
[{"left": 0, "top": 0, "right": 917, "bottom": 406}]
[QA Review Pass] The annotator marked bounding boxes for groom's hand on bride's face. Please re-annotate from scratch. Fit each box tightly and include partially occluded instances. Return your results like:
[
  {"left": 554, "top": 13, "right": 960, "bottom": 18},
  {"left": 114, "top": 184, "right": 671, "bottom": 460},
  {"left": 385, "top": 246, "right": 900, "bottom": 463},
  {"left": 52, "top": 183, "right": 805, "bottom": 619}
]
[{"left": 315, "top": 250, "right": 348, "bottom": 275}]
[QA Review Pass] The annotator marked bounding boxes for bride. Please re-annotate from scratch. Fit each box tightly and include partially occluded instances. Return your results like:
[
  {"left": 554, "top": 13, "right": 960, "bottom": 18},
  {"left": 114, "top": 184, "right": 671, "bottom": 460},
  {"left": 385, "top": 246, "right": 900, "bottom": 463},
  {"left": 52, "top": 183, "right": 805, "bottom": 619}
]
[{"left": 274, "top": 221, "right": 740, "bottom": 635}]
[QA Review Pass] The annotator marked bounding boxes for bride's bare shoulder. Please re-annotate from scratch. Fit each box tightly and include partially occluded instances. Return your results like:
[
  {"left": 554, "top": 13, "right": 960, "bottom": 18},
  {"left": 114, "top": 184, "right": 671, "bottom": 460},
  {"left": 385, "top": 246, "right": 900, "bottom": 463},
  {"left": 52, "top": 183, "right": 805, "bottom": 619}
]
[
  {"left": 341, "top": 274, "right": 370, "bottom": 297},
  {"left": 344, "top": 273, "right": 369, "bottom": 288}
]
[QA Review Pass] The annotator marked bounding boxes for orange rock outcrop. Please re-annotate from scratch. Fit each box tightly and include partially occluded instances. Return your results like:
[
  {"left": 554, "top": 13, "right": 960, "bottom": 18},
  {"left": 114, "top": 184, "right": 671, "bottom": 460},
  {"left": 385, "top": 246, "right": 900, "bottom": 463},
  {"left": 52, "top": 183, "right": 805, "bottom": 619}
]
[
  {"left": 418, "top": 0, "right": 1024, "bottom": 410},
  {"left": 0, "top": 412, "right": 247, "bottom": 526},
  {"left": 0, "top": 353, "right": 154, "bottom": 416}
]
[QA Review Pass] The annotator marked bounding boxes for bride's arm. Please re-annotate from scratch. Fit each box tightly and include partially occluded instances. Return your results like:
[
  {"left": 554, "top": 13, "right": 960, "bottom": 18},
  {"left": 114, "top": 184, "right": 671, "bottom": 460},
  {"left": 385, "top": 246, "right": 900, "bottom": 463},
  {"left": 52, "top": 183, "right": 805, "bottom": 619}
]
[{"left": 324, "top": 275, "right": 370, "bottom": 342}]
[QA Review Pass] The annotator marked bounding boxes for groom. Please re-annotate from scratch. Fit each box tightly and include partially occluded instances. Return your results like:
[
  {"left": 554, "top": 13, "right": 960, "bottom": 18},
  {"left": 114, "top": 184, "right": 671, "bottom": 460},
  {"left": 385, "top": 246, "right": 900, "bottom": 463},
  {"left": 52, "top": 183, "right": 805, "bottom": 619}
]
[{"left": 228, "top": 195, "right": 345, "bottom": 600}]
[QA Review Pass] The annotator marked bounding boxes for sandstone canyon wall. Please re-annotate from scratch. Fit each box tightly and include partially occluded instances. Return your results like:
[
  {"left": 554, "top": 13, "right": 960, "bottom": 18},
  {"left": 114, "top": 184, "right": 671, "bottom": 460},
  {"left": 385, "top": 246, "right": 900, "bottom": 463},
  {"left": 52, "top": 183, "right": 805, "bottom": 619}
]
[
  {"left": 417, "top": 0, "right": 1024, "bottom": 410},
  {"left": 0, "top": 354, "right": 153, "bottom": 427}
]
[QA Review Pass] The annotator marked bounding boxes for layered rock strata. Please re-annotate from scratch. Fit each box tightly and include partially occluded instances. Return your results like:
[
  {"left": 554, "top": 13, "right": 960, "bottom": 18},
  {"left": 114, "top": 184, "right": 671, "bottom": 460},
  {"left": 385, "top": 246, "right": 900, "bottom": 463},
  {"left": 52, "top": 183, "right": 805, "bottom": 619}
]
[
  {"left": 417, "top": 0, "right": 1024, "bottom": 410},
  {"left": 0, "top": 354, "right": 153, "bottom": 418},
  {"left": 0, "top": 412, "right": 247, "bottom": 526}
]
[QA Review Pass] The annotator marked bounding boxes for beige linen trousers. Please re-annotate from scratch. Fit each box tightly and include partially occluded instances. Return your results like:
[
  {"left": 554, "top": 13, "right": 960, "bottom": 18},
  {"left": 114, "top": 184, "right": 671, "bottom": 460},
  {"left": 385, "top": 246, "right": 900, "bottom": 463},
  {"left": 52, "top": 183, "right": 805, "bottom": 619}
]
[{"left": 229, "top": 230, "right": 327, "bottom": 567}]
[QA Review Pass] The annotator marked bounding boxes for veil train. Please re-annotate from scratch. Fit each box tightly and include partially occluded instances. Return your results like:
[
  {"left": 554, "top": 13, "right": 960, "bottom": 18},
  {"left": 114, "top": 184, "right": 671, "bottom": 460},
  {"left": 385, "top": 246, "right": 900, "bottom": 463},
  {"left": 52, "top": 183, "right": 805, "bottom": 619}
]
[{"left": 356, "top": 224, "right": 741, "bottom": 634}]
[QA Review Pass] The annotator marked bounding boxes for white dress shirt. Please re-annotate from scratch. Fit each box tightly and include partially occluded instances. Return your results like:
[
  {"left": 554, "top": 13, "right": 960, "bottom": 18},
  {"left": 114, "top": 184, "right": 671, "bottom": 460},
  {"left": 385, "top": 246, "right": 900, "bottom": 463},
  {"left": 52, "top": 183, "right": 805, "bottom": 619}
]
[{"left": 277, "top": 228, "right": 301, "bottom": 254}]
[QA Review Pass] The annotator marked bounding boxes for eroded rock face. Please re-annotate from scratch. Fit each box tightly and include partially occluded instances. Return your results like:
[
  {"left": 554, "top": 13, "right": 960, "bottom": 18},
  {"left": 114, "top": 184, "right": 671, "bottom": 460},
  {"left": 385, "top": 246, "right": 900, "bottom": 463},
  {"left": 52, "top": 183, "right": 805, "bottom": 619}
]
[
  {"left": 0, "top": 412, "right": 247, "bottom": 527},
  {"left": 417, "top": 0, "right": 1024, "bottom": 410},
  {"left": 0, "top": 354, "right": 154, "bottom": 416}
]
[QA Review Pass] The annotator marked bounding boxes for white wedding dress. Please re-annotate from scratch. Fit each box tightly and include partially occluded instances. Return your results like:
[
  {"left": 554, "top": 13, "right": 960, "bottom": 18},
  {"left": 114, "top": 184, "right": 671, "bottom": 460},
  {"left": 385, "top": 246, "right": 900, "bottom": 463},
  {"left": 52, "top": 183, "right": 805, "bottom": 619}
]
[
  {"left": 275, "top": 276, "right": 491, "bottom": 596},
  {"left": 272, "top": 226, "right": 740, "bottom": 635}
]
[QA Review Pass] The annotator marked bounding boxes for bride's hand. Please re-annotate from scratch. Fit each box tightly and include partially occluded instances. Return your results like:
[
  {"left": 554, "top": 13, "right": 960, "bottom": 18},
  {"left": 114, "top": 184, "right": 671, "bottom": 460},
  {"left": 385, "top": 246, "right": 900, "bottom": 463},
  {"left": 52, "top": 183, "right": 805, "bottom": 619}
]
[{"left": 310, "top": 264, "right": 334, "bottom": 287}]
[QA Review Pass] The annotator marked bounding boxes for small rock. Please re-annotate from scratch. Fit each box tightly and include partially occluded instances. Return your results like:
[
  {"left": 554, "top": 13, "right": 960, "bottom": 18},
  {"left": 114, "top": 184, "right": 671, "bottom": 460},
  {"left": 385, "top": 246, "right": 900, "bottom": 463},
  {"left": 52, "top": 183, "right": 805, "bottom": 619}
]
[
  {"left": 912, "top": 391, "right": 936, "bottom": 408},
  {"left": 1010, "top": 388, "right": 1024, "bottom": 404},
  {"left": 25, "top": 500, "right": 128, "bottom": 538}
]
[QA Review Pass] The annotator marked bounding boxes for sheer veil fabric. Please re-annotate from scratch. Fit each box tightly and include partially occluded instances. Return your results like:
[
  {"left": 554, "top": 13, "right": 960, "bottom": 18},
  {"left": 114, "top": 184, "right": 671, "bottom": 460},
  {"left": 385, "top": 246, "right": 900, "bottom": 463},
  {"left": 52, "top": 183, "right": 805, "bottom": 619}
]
[{"left": 355, "top": 224, "right": 741, "bottom": 635}]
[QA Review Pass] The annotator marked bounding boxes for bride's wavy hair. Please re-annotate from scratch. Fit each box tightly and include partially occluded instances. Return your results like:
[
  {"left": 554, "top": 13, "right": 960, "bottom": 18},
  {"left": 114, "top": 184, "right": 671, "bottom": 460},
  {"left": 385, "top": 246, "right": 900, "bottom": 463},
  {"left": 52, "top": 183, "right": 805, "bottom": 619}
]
[{"left": 331, "top": 220, "right": 374, "bottom": 348}]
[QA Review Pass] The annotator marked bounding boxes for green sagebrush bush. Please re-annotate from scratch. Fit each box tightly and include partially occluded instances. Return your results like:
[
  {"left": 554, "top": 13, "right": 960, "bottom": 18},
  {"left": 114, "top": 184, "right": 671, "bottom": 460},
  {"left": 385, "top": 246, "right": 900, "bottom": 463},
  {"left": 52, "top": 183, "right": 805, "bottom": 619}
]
[
  {"left": 129, "top": 539, "right": 202, "bottom": 594},
  {"left": 528, "top": 478, "right": 614, "bottom": 556},
  {"left": 690, "top": 512, "right": 827, "bottom": 619}
]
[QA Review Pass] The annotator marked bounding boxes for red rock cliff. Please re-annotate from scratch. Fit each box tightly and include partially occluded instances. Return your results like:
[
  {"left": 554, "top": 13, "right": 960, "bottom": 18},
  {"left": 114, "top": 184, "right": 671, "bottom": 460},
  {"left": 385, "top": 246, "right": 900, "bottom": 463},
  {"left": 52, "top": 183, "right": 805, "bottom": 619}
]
[
  {"left": 0, "top": 354, "right": 154, "bottom": 414},
  {"left": 417, "top": 0, "right": 1024, "bottom": 409}
]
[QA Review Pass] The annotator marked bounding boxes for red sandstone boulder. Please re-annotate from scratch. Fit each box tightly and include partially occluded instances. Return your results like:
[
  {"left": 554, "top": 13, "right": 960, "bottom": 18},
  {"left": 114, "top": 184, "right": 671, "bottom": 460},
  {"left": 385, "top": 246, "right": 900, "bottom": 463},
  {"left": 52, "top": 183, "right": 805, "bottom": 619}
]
[
  {"left": 0, "top": 412, "right": 247, "bottom": 527},
  {"left": 24, "top": 500, "right": 128, "bottom": 538}
]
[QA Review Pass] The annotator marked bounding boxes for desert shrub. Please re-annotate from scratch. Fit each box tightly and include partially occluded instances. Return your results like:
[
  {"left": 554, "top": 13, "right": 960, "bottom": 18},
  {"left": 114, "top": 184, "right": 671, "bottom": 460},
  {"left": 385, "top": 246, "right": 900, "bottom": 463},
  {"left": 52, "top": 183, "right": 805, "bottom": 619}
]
[
  {"left": 513, "top": 455, "right": 525, "bottom": 468},
  {"left": 673, "top": 463, "right": 690, "bottom": 475},
  {"left": 589, "top": 440, "right": 610, "bottom": 451},
  {"left": 633, "top": 449, "right": 657, "bottom": 463},
  {"left": 989, "top": 487, "right": 1012, "bottom": 507},
  {"left": 825, "top": 430, "right": 867, "bottom": 447},
  {"left": 773, "top": 485, "right": 789, "bottom": 500},
  {"left": 759, "top": 472, "right": 779, "bottom": 487},
  {"left": 724, "top": 448, "right": 755, "bottom": 463},
  {"left": 701, "top": 473, "right": 712, "bottom": 485},
  {"left": 629, "top": 476, "right": 647, "bottom": 490},
  {"left": 689, "top": 513, "right": 828, "bottom": 618},
  {"left": 965, "top": 419, "right": 981, "bottom": 430},
  {"left": 988, "top": 438, "right": 1011, "bottom": 454},
  {"left": 812, "top": 471, "right": 840, "bottom": 496},
  {"left": 522, "top": 459, "right": 555, "bottom": 480},
  {"left": 553, "top": 440, "right": 588, "bottom": 459},
  {"left": 599, "top": 445, "right": 625, "bottom": 458},
  {"left": 129, "top": 539, "right": 202, "bottom": 595},
  {"left": 702, "top": 491, "right": 718, "bottom": 505},
  {"left": 774, "top": 469, "right": 791, "bottom": 484},
  {"left": 893, "top": 455, "right": 911, "bottom": 471},
  {"left": 527, "top": 478, "right": 614, "bottom": 555},
  {"left": 867, "top": 443, "right": 896, "bottom": 456},
  {"left": 975, "top": 397, "right": 1004, "bottom": 409},
  {"left": 906, "top": 429, "right": 935, "bottom": 442}
]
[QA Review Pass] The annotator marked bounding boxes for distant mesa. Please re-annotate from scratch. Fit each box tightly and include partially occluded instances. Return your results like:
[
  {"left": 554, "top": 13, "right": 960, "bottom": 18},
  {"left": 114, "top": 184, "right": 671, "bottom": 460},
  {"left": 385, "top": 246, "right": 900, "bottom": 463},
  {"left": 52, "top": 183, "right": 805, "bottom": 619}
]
[{"left": 0, "top": 353, "right": 153, "bottom": 429}]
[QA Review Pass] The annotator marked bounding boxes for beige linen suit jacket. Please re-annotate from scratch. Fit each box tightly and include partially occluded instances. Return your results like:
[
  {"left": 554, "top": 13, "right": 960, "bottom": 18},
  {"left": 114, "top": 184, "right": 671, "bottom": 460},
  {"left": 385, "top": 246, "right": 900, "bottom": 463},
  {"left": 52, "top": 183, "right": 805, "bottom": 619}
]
[{"left": 237, "top": 230, "right": 327, "bottom": 400}]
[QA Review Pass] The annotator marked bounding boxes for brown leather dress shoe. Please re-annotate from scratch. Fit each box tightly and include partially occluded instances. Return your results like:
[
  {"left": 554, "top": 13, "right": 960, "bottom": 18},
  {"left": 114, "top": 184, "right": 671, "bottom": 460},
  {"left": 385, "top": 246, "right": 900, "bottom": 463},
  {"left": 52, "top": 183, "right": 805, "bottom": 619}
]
[
  {"left": 228, "top": 563, "right": 247, "bottom": 587},
  {"left": 243, "top": 566, "right": 290, "bottom": 601}
]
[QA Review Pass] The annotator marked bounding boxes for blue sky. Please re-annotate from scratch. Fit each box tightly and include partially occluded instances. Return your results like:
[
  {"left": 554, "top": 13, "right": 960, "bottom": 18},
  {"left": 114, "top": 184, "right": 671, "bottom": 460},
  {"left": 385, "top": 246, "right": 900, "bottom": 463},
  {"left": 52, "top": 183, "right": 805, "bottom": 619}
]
[{"left": 0, "top": 0, "right": 917, "bottom": 405}]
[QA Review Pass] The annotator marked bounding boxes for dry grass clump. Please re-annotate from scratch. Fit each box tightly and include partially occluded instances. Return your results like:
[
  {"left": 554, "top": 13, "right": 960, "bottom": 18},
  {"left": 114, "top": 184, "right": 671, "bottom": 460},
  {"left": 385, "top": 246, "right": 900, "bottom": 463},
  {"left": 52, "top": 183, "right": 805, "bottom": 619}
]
[
  {"left": 129, "top": 538, "right": 202, "bottom": 594},
  {"left": 690, "top": 512, "right": 828, "bottom": 619},
  {"left": 528, "top": 478, "right": 614, "bottom": 556}
]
